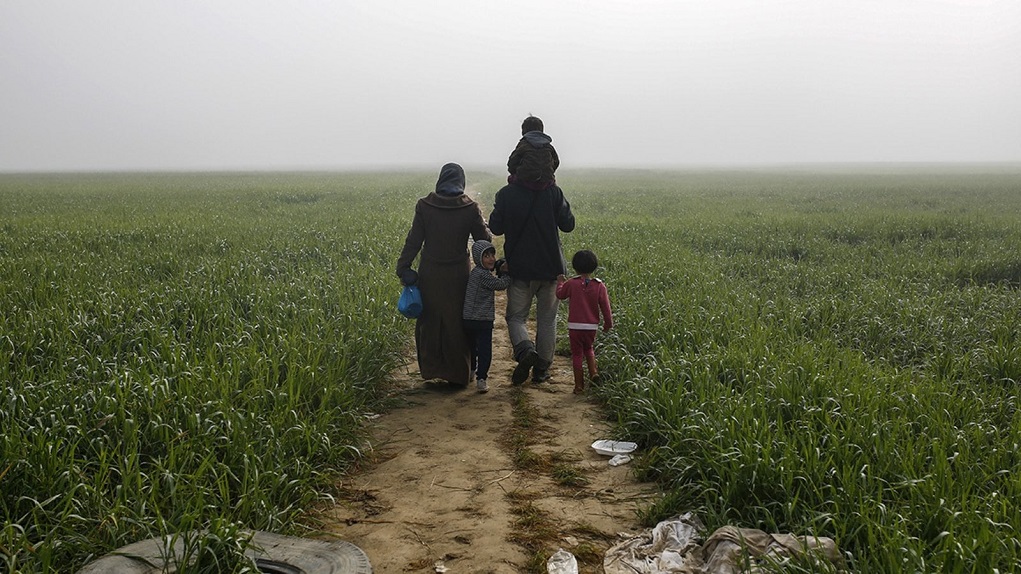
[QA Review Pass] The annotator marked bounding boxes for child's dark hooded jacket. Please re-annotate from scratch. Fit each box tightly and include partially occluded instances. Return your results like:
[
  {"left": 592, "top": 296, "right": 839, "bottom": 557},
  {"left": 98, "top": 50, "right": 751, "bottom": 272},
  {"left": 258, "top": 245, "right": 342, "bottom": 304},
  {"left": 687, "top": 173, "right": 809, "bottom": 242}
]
[{"left": 507, "top": 130, "right": 560, "bottom": 185}]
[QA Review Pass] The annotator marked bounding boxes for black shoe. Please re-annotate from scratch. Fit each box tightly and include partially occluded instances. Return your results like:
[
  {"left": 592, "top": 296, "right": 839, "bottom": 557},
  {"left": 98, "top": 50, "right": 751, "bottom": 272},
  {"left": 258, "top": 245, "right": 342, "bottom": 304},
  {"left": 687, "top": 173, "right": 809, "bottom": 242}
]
[
  {"left": 531, "top": 369, "right": 551, "bottom": 383},
  {"left": 512, "top": 351, "right": 539, "bottom": 385}
]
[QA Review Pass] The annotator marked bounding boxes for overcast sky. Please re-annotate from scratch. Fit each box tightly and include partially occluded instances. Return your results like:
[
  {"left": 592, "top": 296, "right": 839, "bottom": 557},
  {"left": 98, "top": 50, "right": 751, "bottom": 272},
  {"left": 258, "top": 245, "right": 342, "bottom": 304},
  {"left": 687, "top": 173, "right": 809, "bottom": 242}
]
[{"left": 2, "top": 1, "right": 1020, "bottom": 172}]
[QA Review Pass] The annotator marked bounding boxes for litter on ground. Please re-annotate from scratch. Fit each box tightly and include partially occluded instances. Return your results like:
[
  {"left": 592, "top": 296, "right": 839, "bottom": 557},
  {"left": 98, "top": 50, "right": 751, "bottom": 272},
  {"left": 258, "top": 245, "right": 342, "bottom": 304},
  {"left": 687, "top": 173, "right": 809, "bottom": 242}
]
[
  {"left": 591, "top": 439, "right": 638, "bottom": 456},
  {"left": 603, "top": 513, "right": 846, "bottom": 573},
  {"left": 608, "top": 454, "right": 633, "bottom": 466},
  {"left": 547, "top": 547, "right": 579, "bottom": 574}
]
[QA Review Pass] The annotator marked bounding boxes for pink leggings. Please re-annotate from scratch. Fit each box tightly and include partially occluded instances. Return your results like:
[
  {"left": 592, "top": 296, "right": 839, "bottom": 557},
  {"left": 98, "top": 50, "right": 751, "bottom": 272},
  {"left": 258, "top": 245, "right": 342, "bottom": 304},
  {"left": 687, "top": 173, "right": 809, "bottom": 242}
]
[{"left": 568, "top": 329, "right": 597, "bottom": 371}]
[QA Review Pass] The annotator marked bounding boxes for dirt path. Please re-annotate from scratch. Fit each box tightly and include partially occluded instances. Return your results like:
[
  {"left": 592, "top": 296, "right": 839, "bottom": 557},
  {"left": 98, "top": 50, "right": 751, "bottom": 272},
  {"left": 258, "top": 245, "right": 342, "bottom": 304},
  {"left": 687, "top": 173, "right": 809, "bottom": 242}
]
[{"left": 319, "top": 287, "right": 658, "bottom": 573}]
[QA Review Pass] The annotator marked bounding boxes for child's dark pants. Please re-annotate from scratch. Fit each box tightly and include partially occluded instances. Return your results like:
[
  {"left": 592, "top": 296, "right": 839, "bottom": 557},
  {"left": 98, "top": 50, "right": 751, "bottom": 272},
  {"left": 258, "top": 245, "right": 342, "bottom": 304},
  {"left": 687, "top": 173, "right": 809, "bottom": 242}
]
[{"left": 464, "top": 320, "right": 494, "bottom": 381}]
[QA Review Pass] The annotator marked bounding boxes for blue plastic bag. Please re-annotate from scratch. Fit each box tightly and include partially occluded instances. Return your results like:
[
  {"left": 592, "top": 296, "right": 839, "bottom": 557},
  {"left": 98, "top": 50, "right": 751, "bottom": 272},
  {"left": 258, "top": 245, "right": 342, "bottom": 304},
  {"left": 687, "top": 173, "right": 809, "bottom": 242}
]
[{"left": 398, "top": 284, "right": 422, "bottom": 318}]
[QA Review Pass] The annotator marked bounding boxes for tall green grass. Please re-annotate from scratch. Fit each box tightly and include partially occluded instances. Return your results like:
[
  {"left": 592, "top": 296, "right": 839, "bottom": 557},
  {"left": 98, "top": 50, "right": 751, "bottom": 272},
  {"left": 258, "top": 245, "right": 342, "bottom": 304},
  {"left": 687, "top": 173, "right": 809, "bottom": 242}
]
[
  {"left": 0, "top": 172, "right": 439, "bottom": 573},
  {"left": 559, "top": 167, "right": 1021, "bottom": 572},
  {"left": 5, "top": 167, "right": 1021, "bottom": 572}
]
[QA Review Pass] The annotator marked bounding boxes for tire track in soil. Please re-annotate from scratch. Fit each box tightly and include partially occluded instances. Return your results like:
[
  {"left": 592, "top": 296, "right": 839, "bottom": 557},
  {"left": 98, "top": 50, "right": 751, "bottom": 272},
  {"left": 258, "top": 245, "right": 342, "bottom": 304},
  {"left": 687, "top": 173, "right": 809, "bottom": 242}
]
[{"left": 318, "top": 288, "right": 658, "bottom": 573}]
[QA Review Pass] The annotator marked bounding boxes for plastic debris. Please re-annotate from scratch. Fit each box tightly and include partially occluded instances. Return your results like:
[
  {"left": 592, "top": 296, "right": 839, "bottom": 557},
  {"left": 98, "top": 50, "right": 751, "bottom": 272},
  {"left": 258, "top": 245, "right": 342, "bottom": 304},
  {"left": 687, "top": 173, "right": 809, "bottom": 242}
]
[
  {"left": 547, "top": 548, "right": 579, "bottom": 574},
  {"left": 603, "top": 513, "right": 846, "bottom": 573},
  {"left": 608, "top": 454, "right": 633, "bottom": 466},
  {"left": 591, "top": 440, "right": 637, "bottom": 456}
]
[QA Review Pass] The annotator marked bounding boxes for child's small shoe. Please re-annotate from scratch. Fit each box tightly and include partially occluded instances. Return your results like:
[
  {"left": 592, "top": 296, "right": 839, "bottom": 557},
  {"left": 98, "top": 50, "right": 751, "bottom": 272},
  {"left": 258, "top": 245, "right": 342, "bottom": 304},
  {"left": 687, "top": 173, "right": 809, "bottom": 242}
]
[
  {"left": 590, "top": 373, "right": 601, "bottom": 385},
  {"left": 476, "top": 378, "right": 489, "bottom": 393},
  {"left": 573, "top": 382, "right": 584, "bottom": 394}
]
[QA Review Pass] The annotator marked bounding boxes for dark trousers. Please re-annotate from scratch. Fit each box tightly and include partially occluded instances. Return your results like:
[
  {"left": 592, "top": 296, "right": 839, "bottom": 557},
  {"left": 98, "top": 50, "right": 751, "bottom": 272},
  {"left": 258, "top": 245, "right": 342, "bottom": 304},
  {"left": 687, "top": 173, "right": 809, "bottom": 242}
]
[{"left": 464, "top": 319, "right": 494, "bottom": 380}]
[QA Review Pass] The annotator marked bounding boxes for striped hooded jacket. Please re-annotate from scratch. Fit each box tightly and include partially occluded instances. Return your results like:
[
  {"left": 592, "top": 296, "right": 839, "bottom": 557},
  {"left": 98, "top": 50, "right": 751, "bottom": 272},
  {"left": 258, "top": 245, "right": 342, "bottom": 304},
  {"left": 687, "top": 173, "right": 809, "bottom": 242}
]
[{"left": 463, "top": 240, "right": 512, "bottom": 322}]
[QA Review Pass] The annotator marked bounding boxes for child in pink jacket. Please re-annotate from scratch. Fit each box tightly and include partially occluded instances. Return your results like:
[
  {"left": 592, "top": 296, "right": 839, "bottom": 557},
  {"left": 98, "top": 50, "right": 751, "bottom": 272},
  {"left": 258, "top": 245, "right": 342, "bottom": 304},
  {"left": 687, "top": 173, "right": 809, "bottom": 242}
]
[{"left": 556, "top": 250, "right": 613, "bottom": 394}]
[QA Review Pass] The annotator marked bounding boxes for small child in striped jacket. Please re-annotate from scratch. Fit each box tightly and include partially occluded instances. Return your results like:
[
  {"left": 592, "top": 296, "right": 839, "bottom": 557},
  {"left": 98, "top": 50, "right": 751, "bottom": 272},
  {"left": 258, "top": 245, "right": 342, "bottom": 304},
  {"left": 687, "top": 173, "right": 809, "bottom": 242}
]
[{"left": 463, "top": 239, "right": 511, "bottom": 393}]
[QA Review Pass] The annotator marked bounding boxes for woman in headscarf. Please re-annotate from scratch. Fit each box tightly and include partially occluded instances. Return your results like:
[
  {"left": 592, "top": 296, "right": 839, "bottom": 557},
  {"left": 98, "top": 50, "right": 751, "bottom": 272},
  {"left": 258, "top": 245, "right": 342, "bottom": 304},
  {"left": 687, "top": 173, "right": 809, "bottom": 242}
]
[{"left": 396, "top": 163, "right": 493, "bottom": 387}]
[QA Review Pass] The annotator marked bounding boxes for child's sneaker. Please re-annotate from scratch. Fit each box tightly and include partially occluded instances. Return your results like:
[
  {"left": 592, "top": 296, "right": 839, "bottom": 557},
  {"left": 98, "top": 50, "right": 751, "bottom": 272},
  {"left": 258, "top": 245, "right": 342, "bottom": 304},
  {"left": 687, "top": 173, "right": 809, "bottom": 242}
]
[{"left": 476, "top": 378, "right": 489, "bottom": 393}]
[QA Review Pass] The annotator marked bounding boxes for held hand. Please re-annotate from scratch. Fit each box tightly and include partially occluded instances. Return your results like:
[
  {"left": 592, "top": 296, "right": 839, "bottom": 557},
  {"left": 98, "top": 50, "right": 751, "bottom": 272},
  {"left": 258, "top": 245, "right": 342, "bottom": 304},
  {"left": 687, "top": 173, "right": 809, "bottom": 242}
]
[
  {"left": 557, "top": 274, "right": 567, "bottom": 284},
  {"left": 399, "top": 269, "right": 419, "bottom": 286}
]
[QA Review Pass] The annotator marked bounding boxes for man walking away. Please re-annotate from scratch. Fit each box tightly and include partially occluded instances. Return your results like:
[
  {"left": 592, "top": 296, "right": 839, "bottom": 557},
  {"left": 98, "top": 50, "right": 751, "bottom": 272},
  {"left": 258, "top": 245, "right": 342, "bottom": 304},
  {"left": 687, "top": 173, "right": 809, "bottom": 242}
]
[{"left": 488, "top": 160, "right": 575, "bottom": 384}]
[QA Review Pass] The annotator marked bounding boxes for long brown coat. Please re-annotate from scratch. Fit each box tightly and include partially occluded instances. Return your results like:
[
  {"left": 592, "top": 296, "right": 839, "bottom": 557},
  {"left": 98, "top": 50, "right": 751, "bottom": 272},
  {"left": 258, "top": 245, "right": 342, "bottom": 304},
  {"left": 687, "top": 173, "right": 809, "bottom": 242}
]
[{"left": 396, "top": 168, "right": 491, "bottom": 386}]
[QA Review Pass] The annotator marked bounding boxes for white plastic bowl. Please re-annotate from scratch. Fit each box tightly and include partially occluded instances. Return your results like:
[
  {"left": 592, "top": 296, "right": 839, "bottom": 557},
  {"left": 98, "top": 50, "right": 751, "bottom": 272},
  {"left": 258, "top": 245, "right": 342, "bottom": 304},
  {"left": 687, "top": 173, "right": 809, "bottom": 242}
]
[{"left": 591, "top": 440, "right": 637, "bottom": 457}]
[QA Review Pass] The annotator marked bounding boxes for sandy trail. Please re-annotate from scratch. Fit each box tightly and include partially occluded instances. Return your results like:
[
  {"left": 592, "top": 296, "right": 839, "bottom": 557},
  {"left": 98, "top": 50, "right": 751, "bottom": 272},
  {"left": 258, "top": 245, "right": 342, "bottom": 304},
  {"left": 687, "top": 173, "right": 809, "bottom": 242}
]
[
  {"left": 319, "top": 190, "right": 656, "bottom": 572},
  {"left": 318, "top": 289, "right": 657, "bottom": 573}
]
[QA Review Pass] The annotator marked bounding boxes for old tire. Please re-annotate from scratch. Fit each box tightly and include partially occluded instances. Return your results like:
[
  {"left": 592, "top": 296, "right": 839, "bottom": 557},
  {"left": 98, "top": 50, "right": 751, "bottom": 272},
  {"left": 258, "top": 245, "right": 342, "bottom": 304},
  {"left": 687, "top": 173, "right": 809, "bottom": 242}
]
[{"left": 77, "top": 530, "right": 372, "bottom": 573}]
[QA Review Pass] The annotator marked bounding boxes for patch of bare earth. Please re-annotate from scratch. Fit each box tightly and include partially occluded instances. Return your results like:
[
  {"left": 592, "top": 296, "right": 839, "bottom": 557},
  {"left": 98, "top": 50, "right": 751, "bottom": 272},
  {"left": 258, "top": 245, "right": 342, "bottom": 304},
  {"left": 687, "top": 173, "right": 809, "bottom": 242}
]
[{"left": 317, "top": 289, "right": 659, "bottom": 573}]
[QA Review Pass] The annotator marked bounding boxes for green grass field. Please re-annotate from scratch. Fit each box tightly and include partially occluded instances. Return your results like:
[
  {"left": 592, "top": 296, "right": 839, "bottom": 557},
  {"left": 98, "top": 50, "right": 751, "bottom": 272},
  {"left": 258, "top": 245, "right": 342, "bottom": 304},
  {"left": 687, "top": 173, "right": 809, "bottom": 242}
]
[{"left": 2, "top": 167, "right": 1020, "bottom": 572}]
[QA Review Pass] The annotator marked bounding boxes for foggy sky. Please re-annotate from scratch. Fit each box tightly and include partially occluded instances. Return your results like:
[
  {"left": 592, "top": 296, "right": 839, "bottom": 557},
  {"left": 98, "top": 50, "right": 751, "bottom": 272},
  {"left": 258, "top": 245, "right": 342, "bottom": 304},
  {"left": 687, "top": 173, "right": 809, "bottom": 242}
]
[{"left": 2, "top": 1, "right": 1020, "bottom": 172}]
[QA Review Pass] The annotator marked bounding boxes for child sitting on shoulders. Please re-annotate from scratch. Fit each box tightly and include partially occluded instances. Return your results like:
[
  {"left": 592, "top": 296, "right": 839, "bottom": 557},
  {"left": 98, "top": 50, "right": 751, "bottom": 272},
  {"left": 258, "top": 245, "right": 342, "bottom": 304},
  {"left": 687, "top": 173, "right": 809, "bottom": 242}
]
[{"left": 507, "top": 115, "right": 559, "bottom": 190}]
